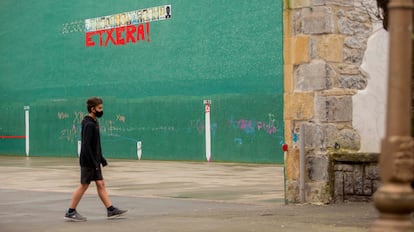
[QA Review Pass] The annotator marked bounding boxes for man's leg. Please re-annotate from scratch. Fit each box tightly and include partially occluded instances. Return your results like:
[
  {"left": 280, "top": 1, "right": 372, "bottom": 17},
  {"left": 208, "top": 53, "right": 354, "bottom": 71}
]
[
  {"left": 69, "top": 183, "right": 89, "bottom": 209},
  {"left": 96, "top": 180, "right": 128, "bottom": 218},
  {"left": 96, "top": 180, "right": 112, "bottom": 208},
  {"left": 64, "top": 184, "right": 89, "bottom": 221}
]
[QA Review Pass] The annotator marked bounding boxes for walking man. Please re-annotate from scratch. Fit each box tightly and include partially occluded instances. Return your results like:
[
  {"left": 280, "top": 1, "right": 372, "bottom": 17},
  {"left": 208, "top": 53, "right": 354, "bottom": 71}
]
[{"left": 64, "top": 97, "right": 127, "bottom": 221}]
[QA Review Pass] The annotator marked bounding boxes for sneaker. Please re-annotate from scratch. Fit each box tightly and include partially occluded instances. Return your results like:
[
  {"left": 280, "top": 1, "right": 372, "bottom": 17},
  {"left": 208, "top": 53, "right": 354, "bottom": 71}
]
[
  {"left": 64, "top": 210, "right": 87, "bottom": 222},
  {"left": 107, "top": 207, "right": 128, "bottom": 218}
]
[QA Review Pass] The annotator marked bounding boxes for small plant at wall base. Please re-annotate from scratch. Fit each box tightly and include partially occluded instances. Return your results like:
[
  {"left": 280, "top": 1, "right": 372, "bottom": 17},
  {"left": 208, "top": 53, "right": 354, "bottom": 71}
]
[{"left": 376, "top": 0, "right": 414, "bottom": 136}]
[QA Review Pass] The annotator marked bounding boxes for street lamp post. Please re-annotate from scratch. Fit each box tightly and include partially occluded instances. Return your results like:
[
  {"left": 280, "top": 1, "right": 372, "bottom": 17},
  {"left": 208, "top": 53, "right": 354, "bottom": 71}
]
[{"left": 370, "top": 0, "right": 414, "bottom": 231}]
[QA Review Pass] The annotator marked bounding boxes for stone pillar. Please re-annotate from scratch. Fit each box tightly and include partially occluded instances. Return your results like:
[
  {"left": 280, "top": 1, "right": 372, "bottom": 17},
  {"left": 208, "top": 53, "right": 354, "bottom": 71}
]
[
  {"left": 284, "top": 0, "right": 378, "bottom": 203},
  {"left": 370, "top": 0, "right": 414, "bottom": 231}
]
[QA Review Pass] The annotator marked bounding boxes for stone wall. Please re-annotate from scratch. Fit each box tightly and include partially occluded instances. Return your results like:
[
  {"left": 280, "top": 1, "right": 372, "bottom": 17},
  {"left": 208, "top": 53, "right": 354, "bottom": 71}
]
[
  {"left": 283, "top": 0, "right": 382, "bottom": 203},
  {"left": 331, "top": 152, "right": 380, "bottom": 202}
]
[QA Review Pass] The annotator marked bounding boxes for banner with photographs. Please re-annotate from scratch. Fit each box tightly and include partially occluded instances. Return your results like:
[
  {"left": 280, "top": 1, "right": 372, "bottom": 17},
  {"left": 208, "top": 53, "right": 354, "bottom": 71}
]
[{"left": 85, "top": 5, "right": 172, "bottom": 32}]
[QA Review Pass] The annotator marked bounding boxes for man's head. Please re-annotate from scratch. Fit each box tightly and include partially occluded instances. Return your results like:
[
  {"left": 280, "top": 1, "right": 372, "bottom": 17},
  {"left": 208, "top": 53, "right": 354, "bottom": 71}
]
[{"left": 86, "top": 97, "right": 103, "bottom": 113}]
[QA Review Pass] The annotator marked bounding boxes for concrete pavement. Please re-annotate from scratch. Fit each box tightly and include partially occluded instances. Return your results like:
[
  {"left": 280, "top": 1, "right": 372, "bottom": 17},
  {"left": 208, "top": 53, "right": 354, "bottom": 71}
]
[{"left": 0, "top": 156, "right": 378, "bottom": 232}]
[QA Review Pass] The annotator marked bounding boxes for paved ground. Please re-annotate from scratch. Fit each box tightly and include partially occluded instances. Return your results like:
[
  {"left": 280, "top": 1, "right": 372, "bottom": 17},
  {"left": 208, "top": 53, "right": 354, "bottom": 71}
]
[{"left": 0, "top": 155, "right": 378, "bottom": 232}]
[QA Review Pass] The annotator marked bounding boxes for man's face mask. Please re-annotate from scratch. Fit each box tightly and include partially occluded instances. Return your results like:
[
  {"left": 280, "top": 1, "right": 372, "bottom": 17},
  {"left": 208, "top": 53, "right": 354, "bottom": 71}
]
[{"left": 95, "top": 110, "right": 104, "bottom": 118}]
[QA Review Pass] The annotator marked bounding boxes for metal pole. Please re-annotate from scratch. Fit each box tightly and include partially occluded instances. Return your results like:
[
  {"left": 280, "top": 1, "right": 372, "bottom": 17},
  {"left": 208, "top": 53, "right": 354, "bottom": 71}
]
[
  {"left": 204, "top": 100, "right": 211, "bottom": 162},
  {"left": 24, "top": 106, "right": 30, "bottom": 157},
  {"left": 77, "top": 140, "right": 81, "bottom": 157},
  {"left": 370, "top": 0, "right": 414, "bottom": 231},
  {"left": 299, "top": 123, "right": 305, "bottom": 203},
  {"left": 137, "top": 141, "right": 142, "bottom": 160}
]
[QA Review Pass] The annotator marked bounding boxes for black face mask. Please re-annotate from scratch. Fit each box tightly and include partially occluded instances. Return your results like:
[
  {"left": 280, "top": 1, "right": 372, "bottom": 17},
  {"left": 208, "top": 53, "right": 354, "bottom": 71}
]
[{"left": 95, "top": 111, "right": 104, "bottom": 118}]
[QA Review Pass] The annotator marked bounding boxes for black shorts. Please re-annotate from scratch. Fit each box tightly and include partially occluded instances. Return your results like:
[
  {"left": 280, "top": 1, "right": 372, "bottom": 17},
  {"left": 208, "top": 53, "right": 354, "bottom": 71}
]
[{"left": 80, "top": 167, "right": 103, "bottom": 184}]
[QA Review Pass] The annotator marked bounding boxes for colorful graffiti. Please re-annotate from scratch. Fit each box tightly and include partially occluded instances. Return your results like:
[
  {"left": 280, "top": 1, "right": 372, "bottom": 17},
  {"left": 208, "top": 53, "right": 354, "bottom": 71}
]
[
  {"left": 58, "top": 111, "right": 183, "bottom": 143},
  {"left": 58, "top": 111, "right": 279, "bottom": 145},
  {"left": 228, "top": 113, "right": 280, "bottom": 136}
]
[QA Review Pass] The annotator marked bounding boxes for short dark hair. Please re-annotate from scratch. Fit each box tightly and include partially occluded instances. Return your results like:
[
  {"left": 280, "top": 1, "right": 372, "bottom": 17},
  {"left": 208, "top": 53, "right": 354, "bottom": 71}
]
[{"left": 86, "top": 97, "right": 103, "bottom": 113}]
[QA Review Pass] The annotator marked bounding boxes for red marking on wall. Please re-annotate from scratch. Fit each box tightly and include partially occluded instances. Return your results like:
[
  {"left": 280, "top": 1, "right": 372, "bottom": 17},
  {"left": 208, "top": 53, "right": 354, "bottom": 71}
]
[
  {"left": 0, "top": 136, "right": 26, "bottom": 139},
  {"left": 137, "top": 24, "right": 145, "bottom": 41},
  {"left": 86, "top": 23, "right": 150, "bottom": 47},
  {"left": 146, "top": 23, "right": 150, "bottom": 42}
]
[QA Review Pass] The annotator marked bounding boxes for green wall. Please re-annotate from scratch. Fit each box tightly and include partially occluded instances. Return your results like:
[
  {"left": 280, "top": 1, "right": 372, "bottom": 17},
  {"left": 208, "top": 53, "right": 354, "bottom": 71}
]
[{"left": 0, "top": 0, "right": 284, "bottom": 163}]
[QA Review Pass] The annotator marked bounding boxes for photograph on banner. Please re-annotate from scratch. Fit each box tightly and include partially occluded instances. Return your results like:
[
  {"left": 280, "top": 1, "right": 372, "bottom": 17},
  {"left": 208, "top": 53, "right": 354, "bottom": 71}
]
[
  {"left": 142, "top": 9, "right": 149, "bottom": 23},
  {"left": 85, "top": 18, "right": 93, "bottom": 32},
  {"left": 104, "top": 16, "right": 111, "bottom": 29},
  {"left": 129, "top": 11, "right": 137, "bottom": 25},
  {"left": 120, "top": 13, "right": 127, "bottom": 26},
  {"left": 164, "top": 5, "right": 171, "bottom": 19},
  {"left": 137, "top": 10, "right": 143, "bottom": 24},
  {"left": 158, "top": 6, "right": 165, "bottom": 21},
  {"left": 152, "top": 7, "right": 159, "bottom": 21}
]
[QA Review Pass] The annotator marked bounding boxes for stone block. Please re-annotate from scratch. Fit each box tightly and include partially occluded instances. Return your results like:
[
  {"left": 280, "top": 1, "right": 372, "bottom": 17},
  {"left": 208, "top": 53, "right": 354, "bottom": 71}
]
[
  {"left": 344, "top": 48, "right": 364, "bottom": 64},
  {"left": 365, "top": 164, "right": 379, "bottom": 180},
  {"left": 302, "top": 123, "right": 338, "bottom": 150},
  {"left": 339, "top": 75, "right": 367, "bottom": 90},
  {"left": 344, "top": 36, "right": 367, "bottom": 49},
  {"left": 338, "top": 17, "right": 354, "bottom": 35},
  {"left": 292, "top": 36, "right": 310, "bottom": 65},
  {"left": 283, "top": 11, "right": 292, "bottom": 37},
  {"left": 294, "top": 59, "right": 328, "bottom": 91},
  {"left": 309, "top": 38, "right": 317, "bottom": 59},
  {"left": 363, "top": 167, "right": 375, "bottom": 196},
  {"left": 331, "top": 152, "right": 379, "bottom": 163},
  {"left": 312, "top": 0, "right": 325, "bottom": 6},
  {"left": 315, "top": 35, "right": 344, "bottom": 62},
  {"left": 284, "top": 65, "right": 294, "bottom": 92},
  {"left": 330, "top": 0, "right": 354, "bottom": 6},
  {"left": 302, "top": 7, "right": 334, "bottom": 34},
  {"left": 285, "top": 119, "right": 293, "bottom": 147},
  {"left": 293, "top": 7, "right": 334, "bottom": 35},
  {"left": 334, "top": 171, "right": 344, "bottom": 202},
  {"left": 289, "top": 0, "right": 311, "bottom": 9},
  {"left": 315, "top": 95, "right": 352, "bottom": 122},
  {"left": 286, "top": 180, "right": 300, "bottom": 203},
  {"left": 354, "top": 0, "right": 378, "bottom": 22},
  {"left": 286, "top": 149, "right": 300, "bottom": 180},
  {"left": 334, "top": 64, "right": 360, "bottom": 75},
  {"left": 363, "top": 179, "right": 372, "bottom": 196},
  {"left": 284, "top": 37, "right": 293, "bottom": 65},
  {"left": 284, "top": 92, "right": 314, "bottom": 120},
  {"left": 345, "top": 195, "right": 372, "bottom": 202},
  {"left": 326, "top": 63, "right": 336, "bottom": 89},
  {"left": 344, "top": 172, "right": 354, "bottom": 195},
  {"left": 335, "top": 129, "right": 361, "bottom": 150},
  {"left": 353, "top": 165, "right": 363, "bottom": 195},
  {"left": 334, "top": 164, "right": 353, "bottom": 172},
  {"left": 307, "top": 155, "right": 329, "bottom": 181},
  {"left": 319, "top": 88, "right": 357, "bottom": 97},
  {"left": 305, "top": 181, "right": 332, "bottom": 203},
  {"left": 285, "top": 36, "right": 311, "bottom": 65},
  {"left": 337, "top": 9, "right": 372, "bottom": 36}
]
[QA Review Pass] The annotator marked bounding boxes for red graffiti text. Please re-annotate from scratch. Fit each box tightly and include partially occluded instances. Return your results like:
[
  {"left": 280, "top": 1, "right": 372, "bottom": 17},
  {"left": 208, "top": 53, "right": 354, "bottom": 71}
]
[{"left": 86, "top": 23, "right": 150, "bottom": 47}]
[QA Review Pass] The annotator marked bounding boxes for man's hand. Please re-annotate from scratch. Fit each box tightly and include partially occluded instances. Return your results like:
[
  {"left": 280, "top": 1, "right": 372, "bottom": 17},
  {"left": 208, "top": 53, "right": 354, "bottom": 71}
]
[{"left": 102, "top": 158, "right": 108, "bottom": 167}]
